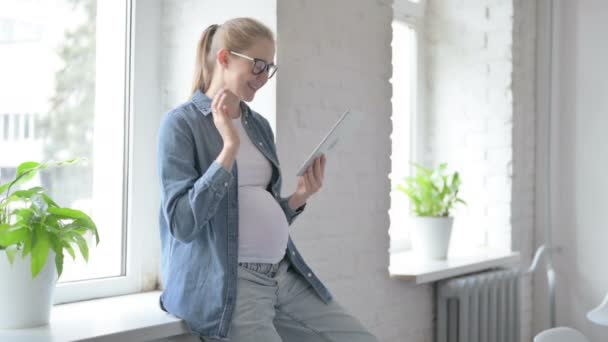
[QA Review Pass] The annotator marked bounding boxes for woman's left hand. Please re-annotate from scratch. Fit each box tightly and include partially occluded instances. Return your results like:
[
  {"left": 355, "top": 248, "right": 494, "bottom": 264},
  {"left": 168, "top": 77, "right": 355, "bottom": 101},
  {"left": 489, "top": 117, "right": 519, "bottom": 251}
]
[{"left": 295, "top": 155, "right": 326, "bottom": 202}]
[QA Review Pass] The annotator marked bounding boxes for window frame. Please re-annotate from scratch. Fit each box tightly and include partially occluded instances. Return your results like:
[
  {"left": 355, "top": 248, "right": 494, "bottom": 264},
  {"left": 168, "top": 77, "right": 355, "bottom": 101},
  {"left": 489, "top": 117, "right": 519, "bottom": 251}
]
[
  {"left": 54, "top": 0, "right": 163, "bottom": 304},
  {"left": 389, "top": 0, "right": 426, "bottom": 248},
  {"left": 393, "top": 0, "right": 426, "bottom": 169}
]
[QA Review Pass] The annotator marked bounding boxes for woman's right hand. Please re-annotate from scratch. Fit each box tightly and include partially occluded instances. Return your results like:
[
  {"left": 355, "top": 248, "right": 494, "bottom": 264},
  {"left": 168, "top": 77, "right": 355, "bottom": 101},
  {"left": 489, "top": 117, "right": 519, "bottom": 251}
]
[{"left": 211, "top": 88, "right": 240, "bottom": 148}]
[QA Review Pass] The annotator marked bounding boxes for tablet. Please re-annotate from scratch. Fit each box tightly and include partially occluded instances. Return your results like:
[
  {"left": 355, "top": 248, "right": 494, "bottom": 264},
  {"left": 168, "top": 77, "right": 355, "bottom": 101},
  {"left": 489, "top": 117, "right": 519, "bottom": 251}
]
[{"left": 296, "top": 109, "right": 361, "bottom": 177}]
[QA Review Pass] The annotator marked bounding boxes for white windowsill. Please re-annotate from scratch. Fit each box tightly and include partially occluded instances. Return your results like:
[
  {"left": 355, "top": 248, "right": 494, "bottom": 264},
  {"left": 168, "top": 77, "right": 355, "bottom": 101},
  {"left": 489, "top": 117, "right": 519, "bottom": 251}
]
[
  {"left": 388, "top": 248, "right": 521, "bottom": 284},
  {"left": 0, "top": 251, "right": 521, "bottom": 341},
  {"left": 0, "top": 291, "right": 190, "bottom": 342}
]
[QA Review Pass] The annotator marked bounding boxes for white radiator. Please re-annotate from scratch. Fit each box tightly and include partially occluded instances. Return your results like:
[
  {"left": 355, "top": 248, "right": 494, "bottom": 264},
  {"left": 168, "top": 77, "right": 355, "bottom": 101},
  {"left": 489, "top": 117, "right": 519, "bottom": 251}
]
[{"left": 436, "top": 268, "right": 521, "bottom": 342}]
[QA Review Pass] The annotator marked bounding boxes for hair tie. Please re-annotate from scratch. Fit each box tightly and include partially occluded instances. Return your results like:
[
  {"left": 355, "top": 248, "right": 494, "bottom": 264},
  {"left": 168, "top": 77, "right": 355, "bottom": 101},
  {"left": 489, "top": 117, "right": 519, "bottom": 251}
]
[{"left": 208, "top": 24, "right": 219, "bottom": 33}]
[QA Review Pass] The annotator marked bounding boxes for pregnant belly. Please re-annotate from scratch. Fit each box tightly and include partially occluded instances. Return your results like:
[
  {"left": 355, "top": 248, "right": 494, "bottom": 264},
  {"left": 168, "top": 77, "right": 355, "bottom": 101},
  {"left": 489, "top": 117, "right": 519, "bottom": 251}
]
[{"left": 237, "top": 187, "right": 290, "bottom": 261}]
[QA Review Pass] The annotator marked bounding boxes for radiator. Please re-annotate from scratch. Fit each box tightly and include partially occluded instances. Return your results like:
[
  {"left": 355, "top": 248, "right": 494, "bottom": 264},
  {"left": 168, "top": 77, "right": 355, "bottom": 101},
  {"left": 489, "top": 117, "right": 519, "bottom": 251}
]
[{"left": 436, "top": 268, "right": 521, "bottom": 342}]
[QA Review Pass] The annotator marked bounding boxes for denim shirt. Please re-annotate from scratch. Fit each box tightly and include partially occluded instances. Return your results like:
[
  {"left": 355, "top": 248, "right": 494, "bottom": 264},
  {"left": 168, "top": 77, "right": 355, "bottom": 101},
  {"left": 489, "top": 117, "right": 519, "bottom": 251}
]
[{"left": 156, "top": 90, "right": 333, "bottom": 340}]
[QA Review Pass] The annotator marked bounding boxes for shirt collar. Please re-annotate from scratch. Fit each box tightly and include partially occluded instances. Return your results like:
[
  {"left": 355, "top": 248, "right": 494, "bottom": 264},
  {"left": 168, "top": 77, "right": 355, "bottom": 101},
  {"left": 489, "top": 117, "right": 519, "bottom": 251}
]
[
  {"left": 192, "top": 89, "right": 250, "bottom": 118},
  {"left": 192, "top": 89, "right": 213, "bottom": 116}
]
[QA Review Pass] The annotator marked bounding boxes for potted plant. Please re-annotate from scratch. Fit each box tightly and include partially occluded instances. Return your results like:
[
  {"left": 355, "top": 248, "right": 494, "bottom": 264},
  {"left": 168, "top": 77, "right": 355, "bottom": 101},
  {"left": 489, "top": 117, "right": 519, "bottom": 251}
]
[
  {"left": 0, "top": 160, "right": 99, "bottom": 329},
  {"left": 395, "top": 163, "right": 465, "bottom": 259}
]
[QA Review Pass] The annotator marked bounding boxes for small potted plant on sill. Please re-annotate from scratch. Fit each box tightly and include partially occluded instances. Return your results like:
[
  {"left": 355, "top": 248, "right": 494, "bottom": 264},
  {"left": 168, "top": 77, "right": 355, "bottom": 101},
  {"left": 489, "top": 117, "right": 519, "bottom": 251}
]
[
  {"left": 395, "top": 162, "right": 465, "bottom": 260},
  {"left": 0, "top": 160, "right": 99, "bottom": 329}
]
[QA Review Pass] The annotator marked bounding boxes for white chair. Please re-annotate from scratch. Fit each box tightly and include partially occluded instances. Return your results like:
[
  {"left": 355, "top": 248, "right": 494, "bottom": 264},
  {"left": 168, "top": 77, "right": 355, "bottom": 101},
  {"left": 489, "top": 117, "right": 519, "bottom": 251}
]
[{"left": 534, "top": 327, "right": 590, "bottom": 342}]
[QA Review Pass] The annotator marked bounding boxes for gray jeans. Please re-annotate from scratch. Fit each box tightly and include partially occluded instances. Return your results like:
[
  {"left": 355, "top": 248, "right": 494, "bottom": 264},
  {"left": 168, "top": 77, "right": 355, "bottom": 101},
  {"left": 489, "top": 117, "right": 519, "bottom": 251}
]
[{"left": 202, "top": 256, "right": 379, "bottom": 342}]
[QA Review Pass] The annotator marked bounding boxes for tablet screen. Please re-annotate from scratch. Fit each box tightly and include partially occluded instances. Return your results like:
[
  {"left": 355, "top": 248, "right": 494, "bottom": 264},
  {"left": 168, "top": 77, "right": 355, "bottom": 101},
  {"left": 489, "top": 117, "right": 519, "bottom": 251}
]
[{"left": 296, "top": 109, "right": 361, "bottom": 176}]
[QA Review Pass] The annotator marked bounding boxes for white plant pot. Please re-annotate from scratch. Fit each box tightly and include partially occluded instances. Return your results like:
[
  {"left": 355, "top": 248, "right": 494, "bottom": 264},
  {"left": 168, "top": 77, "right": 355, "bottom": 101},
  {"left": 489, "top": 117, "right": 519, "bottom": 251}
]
[
  {"left": 410, "top": 217, "right": 454, "bottom": 260},
  {"left": 0, "top": 250, "right": 57, "bottom": 329}
]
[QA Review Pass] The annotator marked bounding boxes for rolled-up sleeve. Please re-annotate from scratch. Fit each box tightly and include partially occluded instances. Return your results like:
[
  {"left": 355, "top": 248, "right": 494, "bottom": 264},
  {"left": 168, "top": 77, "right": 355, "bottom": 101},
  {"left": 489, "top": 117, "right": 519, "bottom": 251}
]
[{"left": 157, "top": 113, "right": 233, "bottom": 243}]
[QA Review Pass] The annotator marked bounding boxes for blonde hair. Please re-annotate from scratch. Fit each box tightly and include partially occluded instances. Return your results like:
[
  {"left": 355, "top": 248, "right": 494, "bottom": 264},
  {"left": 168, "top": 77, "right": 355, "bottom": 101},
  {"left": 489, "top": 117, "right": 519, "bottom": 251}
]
[{"left": 191, "top": 17, "right": 275, "bottom": 95}]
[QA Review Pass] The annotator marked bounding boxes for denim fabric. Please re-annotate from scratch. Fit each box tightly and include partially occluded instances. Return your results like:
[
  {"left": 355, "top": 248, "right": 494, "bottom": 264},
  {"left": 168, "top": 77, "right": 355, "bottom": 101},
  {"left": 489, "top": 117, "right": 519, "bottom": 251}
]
[
  {"left": 157, "top": 90, "right": 333, "bottom": 340},
  {"left": 201, "top": 257, "right": 379, "bottom": 342}
]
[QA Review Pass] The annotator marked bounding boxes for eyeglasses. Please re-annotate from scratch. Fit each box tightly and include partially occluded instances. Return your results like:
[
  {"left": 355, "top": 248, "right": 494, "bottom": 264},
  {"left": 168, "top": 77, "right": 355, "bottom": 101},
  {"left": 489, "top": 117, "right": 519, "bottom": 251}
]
[{"left": 229, "top": 51, "right": 278, "bottom": 79}]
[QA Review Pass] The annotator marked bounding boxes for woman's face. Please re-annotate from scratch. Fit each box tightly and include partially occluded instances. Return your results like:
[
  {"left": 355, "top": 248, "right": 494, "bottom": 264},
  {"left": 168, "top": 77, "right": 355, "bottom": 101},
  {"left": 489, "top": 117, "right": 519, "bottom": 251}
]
[{"left": 221, "top": 38, "right": 275, "bottom": 102}]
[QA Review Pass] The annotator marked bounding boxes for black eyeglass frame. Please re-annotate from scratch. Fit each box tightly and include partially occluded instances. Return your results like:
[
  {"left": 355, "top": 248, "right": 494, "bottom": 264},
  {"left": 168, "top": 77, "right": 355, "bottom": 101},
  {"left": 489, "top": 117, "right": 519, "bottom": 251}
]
[{"left": 229, "top": 51, "right": 278, "bottom": 79}]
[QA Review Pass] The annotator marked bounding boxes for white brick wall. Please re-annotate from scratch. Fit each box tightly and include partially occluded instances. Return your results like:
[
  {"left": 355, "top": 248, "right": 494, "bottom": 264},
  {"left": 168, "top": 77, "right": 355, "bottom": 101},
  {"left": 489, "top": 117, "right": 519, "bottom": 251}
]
[
  {"left": 423, "top": 0, "right": 515, "bottom": 254},
  {"left": 424, "top": 1, "right": 537, "bottom": 341},
  {"left": 276, "top": 1, "right": 433, "bottom": 341}
]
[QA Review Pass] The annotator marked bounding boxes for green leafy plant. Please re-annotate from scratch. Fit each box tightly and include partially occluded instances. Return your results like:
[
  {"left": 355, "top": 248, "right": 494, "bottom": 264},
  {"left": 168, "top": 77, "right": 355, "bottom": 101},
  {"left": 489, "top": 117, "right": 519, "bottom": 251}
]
[
  {"left": 0, "top": 160, "right": 99, "bottom": 278},
  {"left": 395, "top": 162, "right": 466, "bottom": 217}
]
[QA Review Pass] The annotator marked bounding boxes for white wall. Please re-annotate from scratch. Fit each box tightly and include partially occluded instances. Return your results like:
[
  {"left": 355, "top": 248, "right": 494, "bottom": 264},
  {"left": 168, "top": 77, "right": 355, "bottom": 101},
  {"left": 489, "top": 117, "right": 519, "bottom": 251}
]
[
  {"left": 513, "top": 1, "right": 538, "bottom": 340},
  {"left": 424, "top": 2, "right": 537, "bottom": 341},
  {"left": 534, "top": 0, "right": 608, "bottom": 340},
  {"left": 276, "top": 1, "right": 434, "bottom": 341},
  {"left": 276, "top": 0, "right": 538, "bottom": 339},
  {"left": 423, "top": 0, "right": 515, "bottom": 255}
]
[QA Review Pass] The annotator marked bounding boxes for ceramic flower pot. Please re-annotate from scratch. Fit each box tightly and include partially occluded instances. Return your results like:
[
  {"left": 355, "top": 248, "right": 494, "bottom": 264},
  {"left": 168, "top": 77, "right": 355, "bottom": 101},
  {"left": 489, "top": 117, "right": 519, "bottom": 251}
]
[
  {"left": 410, "top": 217, "right": 454, "bottom": 259},
  {"left": 0, "top": 250, "right": 57, "bottom": 329}
]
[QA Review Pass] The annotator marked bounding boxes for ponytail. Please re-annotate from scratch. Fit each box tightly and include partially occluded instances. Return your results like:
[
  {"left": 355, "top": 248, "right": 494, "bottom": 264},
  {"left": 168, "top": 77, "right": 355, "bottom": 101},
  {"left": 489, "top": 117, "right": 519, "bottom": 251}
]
[{"left": 191, "top": 24, "right": 220, "bottom": 95}]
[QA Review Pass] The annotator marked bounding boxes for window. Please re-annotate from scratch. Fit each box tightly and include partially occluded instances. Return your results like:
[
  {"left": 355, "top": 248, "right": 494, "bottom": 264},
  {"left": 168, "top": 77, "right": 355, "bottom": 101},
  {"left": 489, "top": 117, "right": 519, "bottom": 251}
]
[
  {"left": 0, "top": 168, "right": 17, "bottom": 186},
  {"left": 389, "top": 0, "right": 425, "bottom": 252},
  {"left": 0, "top": 0, "right": 141, "bottom": 303}
]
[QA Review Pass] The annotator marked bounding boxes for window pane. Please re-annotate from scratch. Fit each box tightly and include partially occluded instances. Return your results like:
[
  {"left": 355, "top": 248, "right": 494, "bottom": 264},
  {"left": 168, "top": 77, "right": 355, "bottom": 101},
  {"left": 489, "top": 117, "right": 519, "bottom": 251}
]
[
  {"left": 2, "top": 114, "right": 9, "bottom": 140},
  {"left": 0, "top": 0, "right": 127, "bottom": 283},
  {"left": 0, "top": 167, "right": 17, "bottom": 186},
  {"left": 23, "top": 113, "right": 30, "bottom": 139},
  {"left": 389, "top": 21, "right": 416, "bottom": 250}
]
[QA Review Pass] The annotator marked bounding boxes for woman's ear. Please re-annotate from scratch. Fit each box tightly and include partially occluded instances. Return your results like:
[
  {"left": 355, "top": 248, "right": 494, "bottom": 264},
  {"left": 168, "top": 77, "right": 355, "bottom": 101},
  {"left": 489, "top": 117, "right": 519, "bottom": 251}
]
[{"left": 217, "top": 48, "right": 229, "bottom": 69}]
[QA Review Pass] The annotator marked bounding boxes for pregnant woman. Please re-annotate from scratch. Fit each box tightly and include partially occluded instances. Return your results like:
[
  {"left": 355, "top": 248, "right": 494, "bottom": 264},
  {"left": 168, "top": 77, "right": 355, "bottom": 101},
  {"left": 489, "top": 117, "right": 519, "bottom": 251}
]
[{"left": 157, "top": 17, "right": 378, "bottom": 342}]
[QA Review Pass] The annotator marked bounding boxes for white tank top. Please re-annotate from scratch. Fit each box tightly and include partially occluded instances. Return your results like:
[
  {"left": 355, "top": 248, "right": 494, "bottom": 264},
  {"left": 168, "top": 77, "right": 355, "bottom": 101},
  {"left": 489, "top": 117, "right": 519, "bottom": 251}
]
[{"left": 233, "top": 115, "right": 289, "bottom": 263}]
